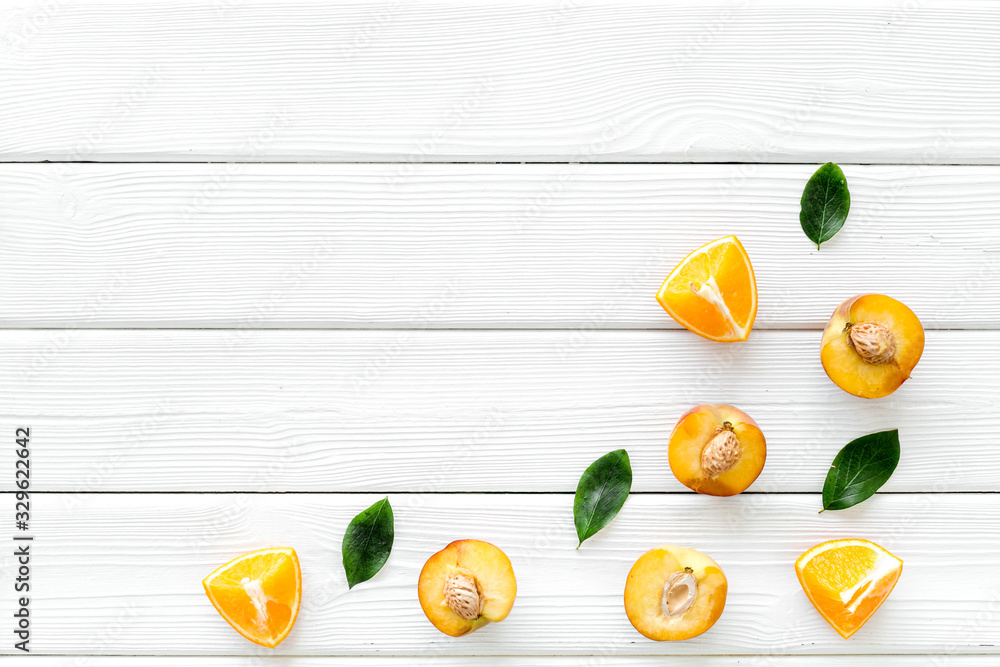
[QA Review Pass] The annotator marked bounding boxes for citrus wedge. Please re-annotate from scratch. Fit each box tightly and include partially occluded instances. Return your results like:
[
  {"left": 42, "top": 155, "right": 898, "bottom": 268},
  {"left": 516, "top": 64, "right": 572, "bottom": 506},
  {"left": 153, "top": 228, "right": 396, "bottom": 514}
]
[
  {"left": 656, "top": 235, "right": 757, "bottom": 342},
  {"left": 795, "top": 539, "right": 902, "bottom": 639},
  {"left": 203, "top": 547, "right": 302, "bottom": 648}
]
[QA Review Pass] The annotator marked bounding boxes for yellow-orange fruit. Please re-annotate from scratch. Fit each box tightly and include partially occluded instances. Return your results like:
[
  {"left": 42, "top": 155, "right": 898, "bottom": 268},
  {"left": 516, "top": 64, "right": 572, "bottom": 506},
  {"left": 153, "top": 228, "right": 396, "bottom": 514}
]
[
  {"left": 820, "top": 294, "right": 924, "bottom": 399},
  {"left": 655, "top": 235, "right": 757, "bottom": 343},
  {"left": 417, "top": 539, "right": 517, "bottom": 637},
  {"left": 202, "top": 547, "right": 301, "bottom": 648},
  {"left": 624, "top": 545, "right": 727, "bottom": 641},
  {"left": 668, "top": 404, "right": 766, "bottom": 496},
  {"left": 796, "top": 538, "right": 903, "bottom": 639}
]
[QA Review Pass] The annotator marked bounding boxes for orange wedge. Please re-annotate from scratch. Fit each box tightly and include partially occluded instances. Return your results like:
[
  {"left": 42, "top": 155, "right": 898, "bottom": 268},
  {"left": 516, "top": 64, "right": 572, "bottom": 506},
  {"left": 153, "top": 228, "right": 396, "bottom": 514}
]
[
  {"left": 656, "top": 235, "right": 757, "bottom": 342},
  {"left": 203, "top": 547, "right": 302, "bottom": 648},
  {"left": 795, "top": 539, "right": 902, "bottom": 639}
]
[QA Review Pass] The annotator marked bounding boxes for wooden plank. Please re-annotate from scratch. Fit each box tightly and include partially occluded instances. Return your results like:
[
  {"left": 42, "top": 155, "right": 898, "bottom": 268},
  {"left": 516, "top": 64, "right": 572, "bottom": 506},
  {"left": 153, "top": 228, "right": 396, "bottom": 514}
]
[
  {"left": 1, "top": 0, "right": 998, "bottom": 162},
  {"left": 1, "top": 164, "right": 998, "bottom": 329},
  {"left": 17, "top": 658, "right": 1000, "bottom": 666},
  {"left": 3, "top": 493, "right": 998, "bottom": 655},
  {"left": 1, "top": 329, "right": 995, "bottom": 493}
]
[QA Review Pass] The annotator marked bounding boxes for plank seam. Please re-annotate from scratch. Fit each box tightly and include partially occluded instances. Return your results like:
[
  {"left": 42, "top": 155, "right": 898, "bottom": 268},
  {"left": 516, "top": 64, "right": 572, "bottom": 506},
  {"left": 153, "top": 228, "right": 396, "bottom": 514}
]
[{"left": 6, "top": 491, "right": 997, "bottom": 496}]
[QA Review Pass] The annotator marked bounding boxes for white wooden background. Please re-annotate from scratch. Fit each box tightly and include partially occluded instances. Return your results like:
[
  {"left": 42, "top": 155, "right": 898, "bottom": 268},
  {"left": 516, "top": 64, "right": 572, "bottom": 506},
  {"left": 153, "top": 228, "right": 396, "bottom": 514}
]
[{"left": 2, "top": 0, "right": 999, "bottom": 664}]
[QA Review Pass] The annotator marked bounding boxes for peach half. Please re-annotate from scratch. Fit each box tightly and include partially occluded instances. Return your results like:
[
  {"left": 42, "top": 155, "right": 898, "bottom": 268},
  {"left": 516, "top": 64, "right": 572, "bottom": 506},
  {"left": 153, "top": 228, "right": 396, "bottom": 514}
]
[
  {"left": 820, "top": 294, "right": 924, "bottom": 399},
  {"left": 624, "top": 545, "right": 727, "bottom": 641},
  {"left": 668, "top": 404, "right": 766, "bottom": 496},
  {"left": 417, "top": 539, "right": 517, "bottom": 637}
]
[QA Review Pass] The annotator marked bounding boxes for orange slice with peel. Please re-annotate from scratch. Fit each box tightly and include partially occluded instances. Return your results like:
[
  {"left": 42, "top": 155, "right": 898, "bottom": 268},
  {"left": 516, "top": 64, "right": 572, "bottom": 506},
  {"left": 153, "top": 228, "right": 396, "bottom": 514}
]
[
  {"left": 203, "top": 547, "right": 302, "bottom": 648},
  {"left": 795, "top": 538, "right": 902, "bottom": 639},
  {"left": 656, "top": 235, "right": 757, "bottom": 342}
]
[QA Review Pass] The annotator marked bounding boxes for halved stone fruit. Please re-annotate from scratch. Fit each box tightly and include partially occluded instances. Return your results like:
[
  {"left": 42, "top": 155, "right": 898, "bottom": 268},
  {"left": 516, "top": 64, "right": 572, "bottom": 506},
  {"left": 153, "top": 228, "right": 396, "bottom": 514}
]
[
  {"left": 821, "top": 294, "right": 924, "bottom": 399},
  {"left": 417, "top": 539, "right": 517, "bottom": 637},
  {"left": 202, "top": 547, "right": 301, "bottom": 648},
  {"left": 796, "top": 538, "right": 903, "bottom": 639},
  {"left": 668, "top": 404, "right": 766, "bottom": 496},
  {"left": 624, "top": 545, "right": 727, "bottom": 641},
  {"left": 655, "top": 235, "right": 757, "bottom": 343}
]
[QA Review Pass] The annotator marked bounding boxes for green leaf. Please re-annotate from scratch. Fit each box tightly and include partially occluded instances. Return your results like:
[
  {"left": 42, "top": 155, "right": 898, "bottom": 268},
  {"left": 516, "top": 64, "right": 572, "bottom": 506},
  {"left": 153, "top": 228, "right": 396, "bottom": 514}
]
[
  {"left": 821, "top": 430, "right": 900, "bottom": 512},
  {"left": 342, "top": 497, "right": 394, "bottom": 588},
  {"left": 800, "top": 162, "right": 851, "bottom": 249},
  {"left": 574, "top": 449, "right": 632, "bottom": 548}
]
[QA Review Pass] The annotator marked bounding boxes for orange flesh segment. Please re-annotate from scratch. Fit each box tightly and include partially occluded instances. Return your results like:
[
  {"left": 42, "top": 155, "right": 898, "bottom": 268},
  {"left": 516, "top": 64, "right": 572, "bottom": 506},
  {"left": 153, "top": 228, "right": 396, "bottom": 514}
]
[
  {"left": 203, "top": 547, "right": 302, "bottom": 648},
  {"left": 796, "top": 539, "right": 902, "bottom": 639},
  {"left": 656, "top": 236, "right": 757, "bottom": 342}
]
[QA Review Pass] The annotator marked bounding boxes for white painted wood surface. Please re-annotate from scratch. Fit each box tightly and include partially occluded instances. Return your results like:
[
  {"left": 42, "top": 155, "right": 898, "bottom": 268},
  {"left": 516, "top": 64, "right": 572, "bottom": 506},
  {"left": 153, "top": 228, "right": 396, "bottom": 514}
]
[
  {"left": 2, "top": 493, "right": 998, "bottom": 656},
  {"left": 21, "top": 660, "right": 1000, "bottom": 667},
  {"left": 2, "top": 0, "right": 998, "bottom": 661},
  {"left": 2, "top": 0, "right": 1000, "bottom": 162},
  {"left": 2, "top": 163, "right": 999, "bottom": 329},
  {"left": 2, "top": 329, "right": 996, "bottom": 493}
]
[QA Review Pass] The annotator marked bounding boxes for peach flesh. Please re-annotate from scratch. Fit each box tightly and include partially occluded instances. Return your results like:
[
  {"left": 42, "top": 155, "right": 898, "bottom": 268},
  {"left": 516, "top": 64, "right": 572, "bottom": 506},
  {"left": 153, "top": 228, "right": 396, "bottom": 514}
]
[
  {"left": 417, "top": 539, "right": 517, "bottom": 637},
  {"left": 668, "top": 404, "right": 766, "bottom": 496},
  {"left": 820, "top": 294, "right": 924, "bottom": 399},
  {"left": 624, "top": 545, "right": 728, "bottom": 641}
]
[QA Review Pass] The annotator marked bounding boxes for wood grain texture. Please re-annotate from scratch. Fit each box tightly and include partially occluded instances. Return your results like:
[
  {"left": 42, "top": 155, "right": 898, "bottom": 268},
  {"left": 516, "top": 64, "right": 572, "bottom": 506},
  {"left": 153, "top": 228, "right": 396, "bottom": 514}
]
[
  {"left": 1, "top": 0, "right": 999, "bottom": 162},
  {"left": 2, "top": 163, "right": 999, "bottom": 329},
  {"left": 2, "top": 493, "right": 998, "bottom": 655},
  {"left": 19, "top": 658, "right": 1000, "bottom": 666},
  {"left": 2, "top": 329, "right": 996, "bottom": 493}
]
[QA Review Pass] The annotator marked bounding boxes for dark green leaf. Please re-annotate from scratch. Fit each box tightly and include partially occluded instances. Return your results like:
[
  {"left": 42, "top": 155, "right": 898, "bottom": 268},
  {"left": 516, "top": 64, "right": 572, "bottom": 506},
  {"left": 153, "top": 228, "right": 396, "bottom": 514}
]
[
  {"left": 800, "top": 162, "right": 851, "bottom": 249},
  {"left": 342, "top": 497, "right": 394, "bottom": 588},
  {"left": 821, "top": 430, "right": 900, "bottom": 512},
  {"left": 574, "top": 449, "right": 632, "bottom": 548}
]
